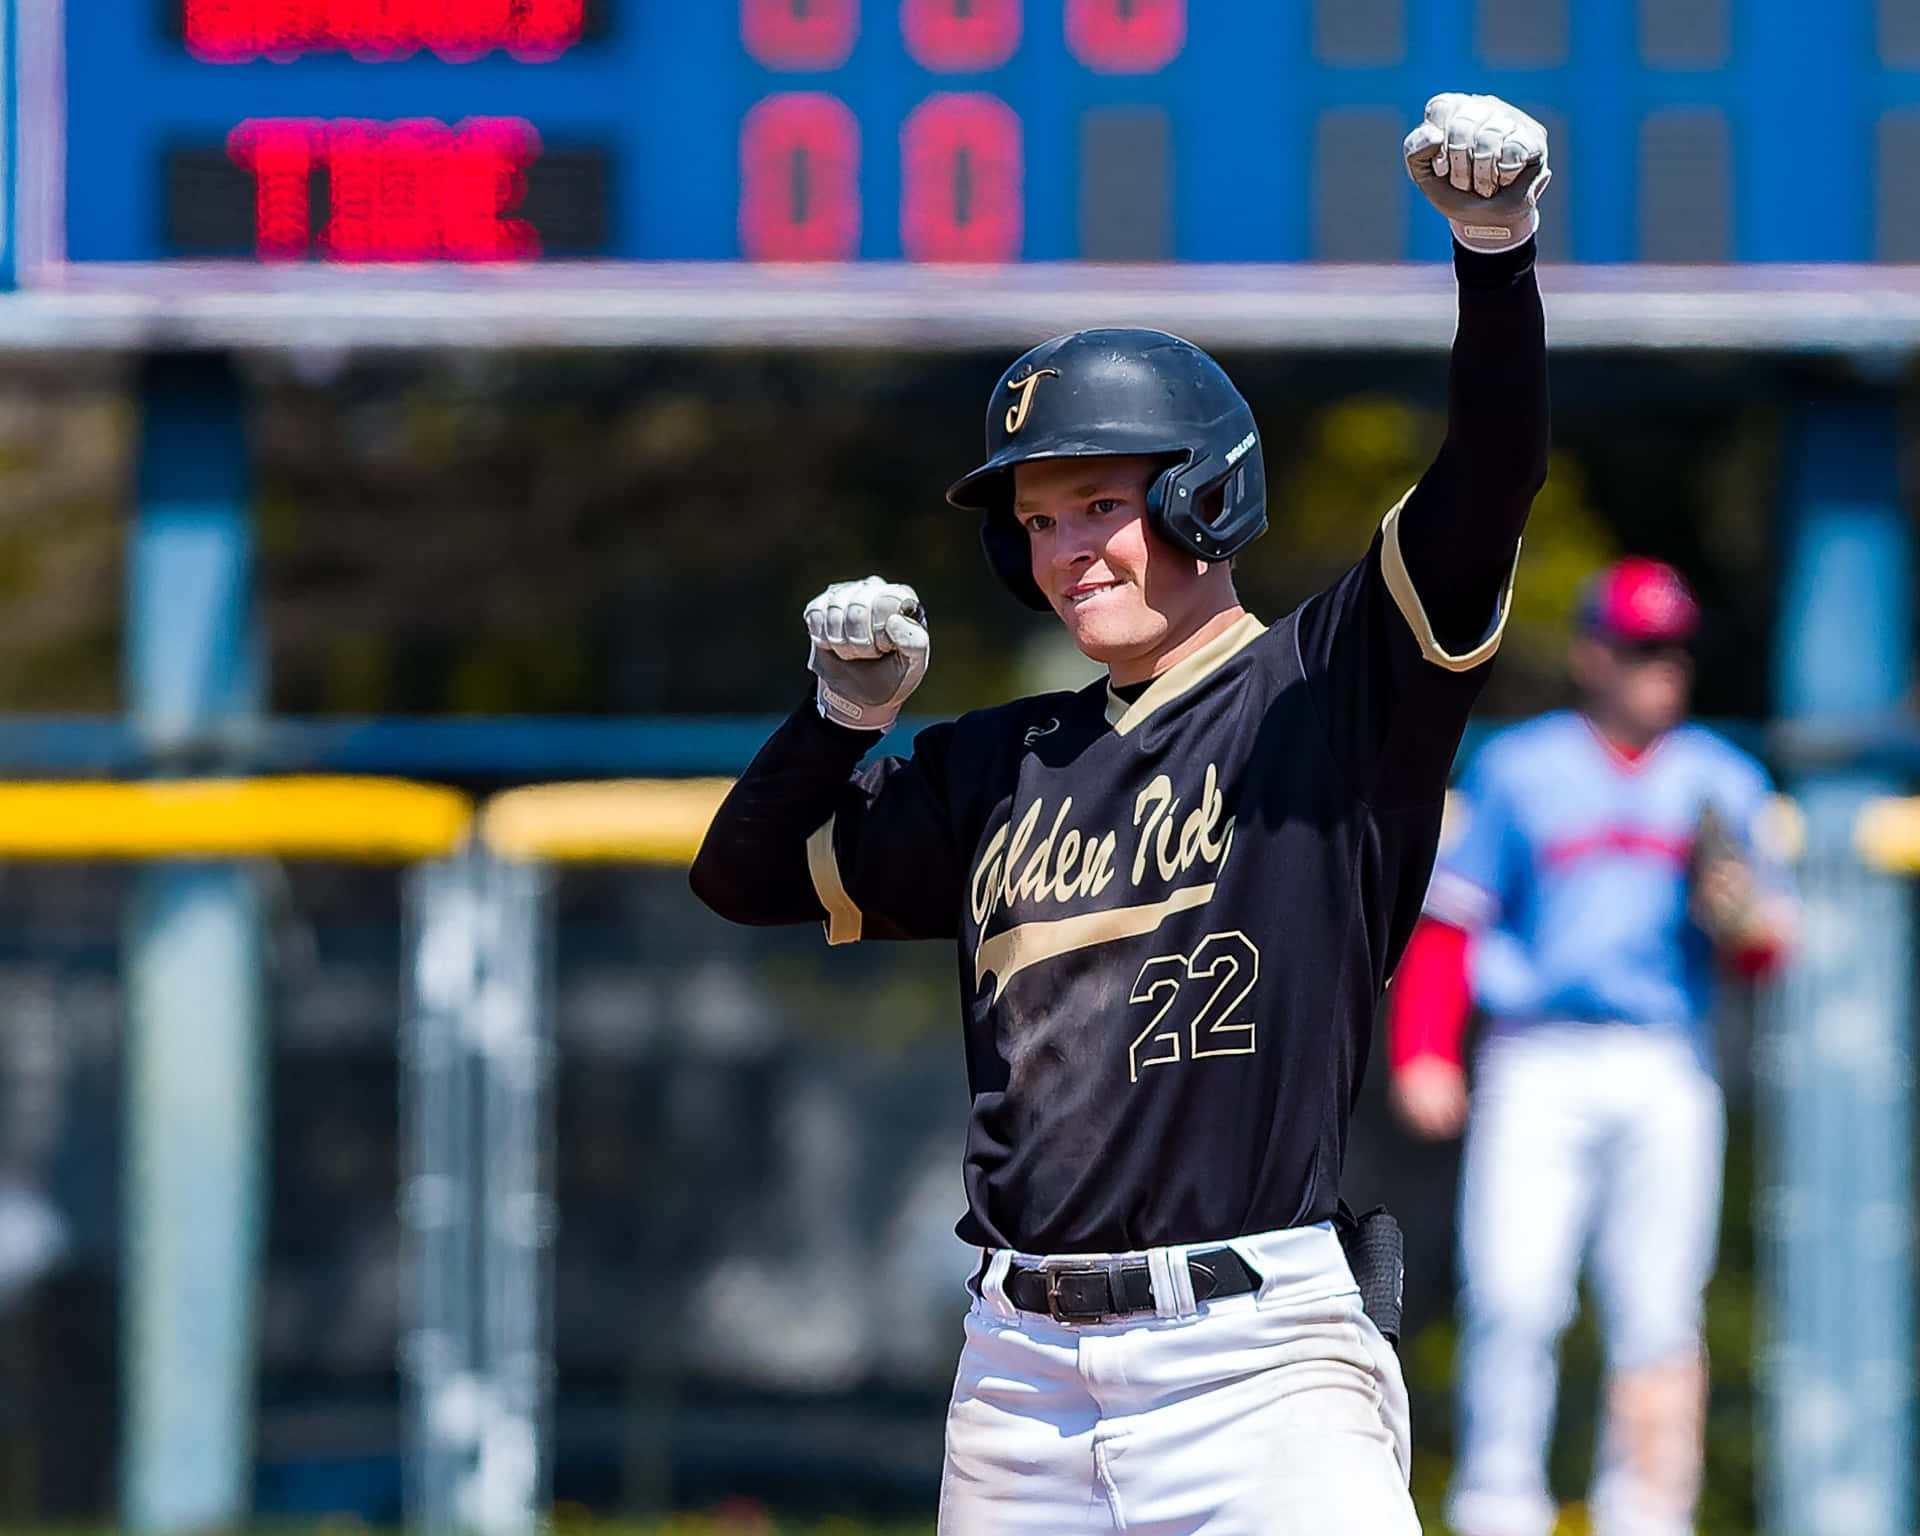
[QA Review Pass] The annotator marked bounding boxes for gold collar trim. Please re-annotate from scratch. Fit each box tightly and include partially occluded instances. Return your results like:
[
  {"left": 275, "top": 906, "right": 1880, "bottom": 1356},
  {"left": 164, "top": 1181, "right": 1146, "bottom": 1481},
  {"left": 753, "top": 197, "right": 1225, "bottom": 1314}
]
[{"left": 1104, "top": 613, "right": 1267, "bottom": 736}]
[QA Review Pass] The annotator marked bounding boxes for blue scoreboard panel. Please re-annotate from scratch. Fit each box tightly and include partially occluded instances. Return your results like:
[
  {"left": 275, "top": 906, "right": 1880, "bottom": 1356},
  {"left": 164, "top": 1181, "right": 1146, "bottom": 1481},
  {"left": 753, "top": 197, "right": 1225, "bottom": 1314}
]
[{"left": 50, "top": 0, "right": 1920, "bottom": 267}]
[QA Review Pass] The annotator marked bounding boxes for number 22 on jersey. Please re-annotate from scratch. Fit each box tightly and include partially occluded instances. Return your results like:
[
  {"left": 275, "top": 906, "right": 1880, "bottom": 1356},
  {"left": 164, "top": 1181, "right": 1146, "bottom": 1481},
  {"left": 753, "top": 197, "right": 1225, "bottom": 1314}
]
[{"left": 1128, "top": 931, "right": 1260, "bottom": 1082}]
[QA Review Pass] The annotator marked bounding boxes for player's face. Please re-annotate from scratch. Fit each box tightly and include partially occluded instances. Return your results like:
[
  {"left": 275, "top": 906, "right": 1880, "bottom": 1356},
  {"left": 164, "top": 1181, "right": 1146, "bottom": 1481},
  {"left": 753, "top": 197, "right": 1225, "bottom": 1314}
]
[
  {"left": 1572, "top": 635, "right": 1692, "bottom": 743},
  {"left": 1012, "top": 455, "right": 1231, "bottom": 678}
]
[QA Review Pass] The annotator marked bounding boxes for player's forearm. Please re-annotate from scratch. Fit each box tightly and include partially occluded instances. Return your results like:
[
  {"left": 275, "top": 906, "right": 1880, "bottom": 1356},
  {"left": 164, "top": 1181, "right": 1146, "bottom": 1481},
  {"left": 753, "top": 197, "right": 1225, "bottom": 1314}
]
[
  {"left": 1446, "top": 238, "right": 1549, "bottom": 501},
  {"left": 689, "top": 695, "right": 880, "bottom": 925},
  {"left": 1386, "top": 917, "right": 1474, "bottom": 1072},
  {"left": 1395, "top": 240, "right": 1549, "bottom": 652}
]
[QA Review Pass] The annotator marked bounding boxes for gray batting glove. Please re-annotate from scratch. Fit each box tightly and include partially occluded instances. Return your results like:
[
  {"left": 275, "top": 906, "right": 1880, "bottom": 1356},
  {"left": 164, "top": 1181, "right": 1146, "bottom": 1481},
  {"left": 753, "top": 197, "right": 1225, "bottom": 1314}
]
[
  {"left": 804, "top": 576, "right": 929, "bottom": 732},
  {"left": 1404, "top": 93, "right": 1551, "bottom": 255}
]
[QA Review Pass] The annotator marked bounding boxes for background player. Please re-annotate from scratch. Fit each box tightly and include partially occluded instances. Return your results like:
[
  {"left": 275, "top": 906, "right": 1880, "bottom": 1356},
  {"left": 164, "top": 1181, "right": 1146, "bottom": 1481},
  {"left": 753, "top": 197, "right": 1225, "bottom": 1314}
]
[
  {"left": 1387, "top": 558, "right": 1797, "bottom": 1536},
  {"left": 693, "top": 93, "right": 1551, "bottom": 1533}
]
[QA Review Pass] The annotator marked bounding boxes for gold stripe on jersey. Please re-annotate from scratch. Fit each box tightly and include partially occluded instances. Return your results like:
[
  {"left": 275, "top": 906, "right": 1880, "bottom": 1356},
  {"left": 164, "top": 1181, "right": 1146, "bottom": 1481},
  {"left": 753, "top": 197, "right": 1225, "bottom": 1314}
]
[
  {"left": 975, "top": 881, "right": 1217, "bottom": 1001},
  {"left": 1379, "top": 490, "right": 1518, "bottom": 673},
  {"left": 806, "top": 816, "right": 863, "bottom": 945},
  {"left": 1104, "top": 613, "right": 1268, "bottom": 734}
]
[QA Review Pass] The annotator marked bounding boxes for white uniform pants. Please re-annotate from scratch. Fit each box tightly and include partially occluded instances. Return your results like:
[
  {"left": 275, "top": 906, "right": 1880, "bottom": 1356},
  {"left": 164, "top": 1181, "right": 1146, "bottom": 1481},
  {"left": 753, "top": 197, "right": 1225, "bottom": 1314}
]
[
  {"left": 1448, "top": 1025, "right": 1725, "bottom": 1536},
  {"left": 939, "top": 1222, "right": 1418, "bottom": 1535}
]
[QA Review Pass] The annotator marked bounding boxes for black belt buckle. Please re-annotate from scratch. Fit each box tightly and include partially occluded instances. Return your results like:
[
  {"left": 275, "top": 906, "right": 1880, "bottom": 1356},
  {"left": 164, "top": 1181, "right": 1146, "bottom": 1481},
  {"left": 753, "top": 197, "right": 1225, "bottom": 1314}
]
[{"left": 1046, "top": 1262, "right": 1123, "bottom": 1323}]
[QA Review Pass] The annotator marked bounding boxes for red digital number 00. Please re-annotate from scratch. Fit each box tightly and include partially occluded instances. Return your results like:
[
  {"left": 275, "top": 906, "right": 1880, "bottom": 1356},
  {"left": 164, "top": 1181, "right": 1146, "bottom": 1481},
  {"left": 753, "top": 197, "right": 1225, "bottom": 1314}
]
[
  {"left": 741, "top": 0, "right": 858, "bottom": 70},
  {"left": 900, "top": 93, "right": 1022, "bottom": 263},
  {"left": 739, "top": 94, "right": 862, "bottom": 261},
  {"left": 900, "top": 0, "right": 1021, "bottom": 72},
  {"left": 1065, "top": 0, "right": 1185, "bottom": 73}
]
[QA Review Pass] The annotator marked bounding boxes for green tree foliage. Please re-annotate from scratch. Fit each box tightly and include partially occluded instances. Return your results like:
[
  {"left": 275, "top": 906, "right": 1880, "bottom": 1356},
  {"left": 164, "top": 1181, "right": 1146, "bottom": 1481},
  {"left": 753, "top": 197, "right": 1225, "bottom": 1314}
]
[
  {"left": 1236, "top": 394, "right": 1615, "bottom": 715},
  {"left": 254, "top": 353, "right": 1767, "bottom": 723},
  {"left": 0, "top": 364, "right": 129, "bottom": 709}
]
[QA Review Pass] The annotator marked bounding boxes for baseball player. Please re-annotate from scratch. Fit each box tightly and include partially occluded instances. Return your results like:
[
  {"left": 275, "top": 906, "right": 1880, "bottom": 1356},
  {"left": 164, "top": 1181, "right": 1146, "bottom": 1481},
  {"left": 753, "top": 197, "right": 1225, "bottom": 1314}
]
[
  {"left": 1386, "top": 558, "right": 1796, "bottom": 1536},
  {"left": 693, "top": 93, "right": 1551, "bottom": 1534}
]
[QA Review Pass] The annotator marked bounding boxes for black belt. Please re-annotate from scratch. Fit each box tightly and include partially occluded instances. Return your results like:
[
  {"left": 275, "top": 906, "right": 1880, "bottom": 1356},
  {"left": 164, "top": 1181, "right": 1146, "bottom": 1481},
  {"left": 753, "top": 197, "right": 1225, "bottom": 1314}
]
[{"left": 1004, "top": 1247, "right": 1262, "bottom": 1323}]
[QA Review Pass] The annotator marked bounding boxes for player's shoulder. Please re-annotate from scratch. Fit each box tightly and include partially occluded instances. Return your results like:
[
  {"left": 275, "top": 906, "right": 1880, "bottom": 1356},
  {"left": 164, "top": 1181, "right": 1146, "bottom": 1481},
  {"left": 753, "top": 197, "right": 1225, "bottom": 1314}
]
[
  {"left": 1667, "top": 720, "right": 1773, "bottom": 792},
  {"left": 1468, "top": 709, "right": 1588, "bottom": 783},
  {"left": 1232, "top": 598, "right": 1327, "bottom": 694},
  {"left": 946, "top": 682, "right": 1099, "bottom": 757}
]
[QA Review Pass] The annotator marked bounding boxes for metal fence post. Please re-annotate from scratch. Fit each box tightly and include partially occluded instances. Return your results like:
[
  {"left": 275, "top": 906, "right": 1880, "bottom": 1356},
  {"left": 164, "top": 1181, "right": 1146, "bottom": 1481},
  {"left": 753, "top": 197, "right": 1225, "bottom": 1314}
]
[
  {"left": 1759, "top": 819, "right": 1914, "bottom": 1536},
  {"left": 474, "top": 856, "right": 555, "bottom": 1536},
  {"left": 1765, "top": 398, "right": 1915, "bottom": 1536},
  {"left": 402, "top": 852, "right": 484, "bottom": 1536},
  {"left": 402, "top": 850, "right": 554, "bottom": 1536},
  {"left": 122, "top": 354, "right": 263, "bottom": 1533}
]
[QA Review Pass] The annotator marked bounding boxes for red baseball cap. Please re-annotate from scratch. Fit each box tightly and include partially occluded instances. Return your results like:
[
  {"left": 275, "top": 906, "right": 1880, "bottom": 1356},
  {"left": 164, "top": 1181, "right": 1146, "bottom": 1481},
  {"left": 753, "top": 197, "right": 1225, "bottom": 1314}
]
[{"left": 1578, "top": 557, "right": 1700, "bottom": 645}]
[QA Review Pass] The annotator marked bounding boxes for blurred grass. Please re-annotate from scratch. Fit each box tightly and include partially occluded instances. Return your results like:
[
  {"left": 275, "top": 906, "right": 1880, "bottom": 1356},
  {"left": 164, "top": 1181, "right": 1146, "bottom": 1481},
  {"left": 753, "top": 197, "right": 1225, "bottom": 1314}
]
[
  {"left": 0, "top": 1511, "right": 1605, "bottom": 1535},
  {"left": 558, "top": 1503, "right": 1643, "bottom": 1535},
  {"left": 564, "top": 1523, "right": 935, "bottom": 1536},
  {"left": 0, "top": 1524, "right": 941, "bottom": 1536},
  {"left": 0, "top": 1489, "right": 1712, "bottom": 1535}
]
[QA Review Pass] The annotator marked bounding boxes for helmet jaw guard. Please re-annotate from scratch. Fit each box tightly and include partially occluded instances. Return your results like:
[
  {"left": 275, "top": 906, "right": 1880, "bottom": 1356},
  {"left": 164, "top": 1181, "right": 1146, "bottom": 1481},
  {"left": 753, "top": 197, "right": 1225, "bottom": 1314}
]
[
  {"left": 948, "top": 329, "right": 1267, "bottom": 609},
  {"left": 1154, "top": 434, "right": 1267, "bottom": 562}
]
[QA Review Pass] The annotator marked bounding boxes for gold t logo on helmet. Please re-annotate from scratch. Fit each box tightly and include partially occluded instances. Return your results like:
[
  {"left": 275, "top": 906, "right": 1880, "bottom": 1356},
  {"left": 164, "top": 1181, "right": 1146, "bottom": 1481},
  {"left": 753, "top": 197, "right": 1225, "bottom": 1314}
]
[{"left": 1004, "top": 368, "right": 1060, "bottom": 434}]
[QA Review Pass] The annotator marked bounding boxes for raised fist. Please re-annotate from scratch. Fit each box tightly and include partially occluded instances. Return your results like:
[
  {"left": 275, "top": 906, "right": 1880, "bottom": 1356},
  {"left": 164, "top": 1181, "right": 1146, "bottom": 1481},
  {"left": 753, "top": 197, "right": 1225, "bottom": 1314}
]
[
  {"left": 803, "top": 576, "right": 929, "bottom": 732},
  {"left": 1404, "top": 92, "right": 1552, "bottom": 254}
]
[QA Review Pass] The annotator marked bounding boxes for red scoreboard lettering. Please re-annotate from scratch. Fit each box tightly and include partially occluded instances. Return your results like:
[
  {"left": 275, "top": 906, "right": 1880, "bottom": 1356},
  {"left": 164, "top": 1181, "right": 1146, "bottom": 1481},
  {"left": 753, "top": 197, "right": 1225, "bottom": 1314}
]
[
  {"left": 901, "top": 94, "right": 1022, "bottom": 263},
  {"left": 227, "top": 117, "right": 541, "bottom": 261},
  {"left": 741, "top": 0, "right": 858, "bottom": 70},
  {"left": 325, "top": 121, "right": 435, "bottom": 259},
  {"left": 435, "top": 118, "right": 543, "bottom": 257},
  {"left": 1065, "top": 0, "right": 1185, "bottom": 73},
  {"left": 739, "top": 94, "right": 861, "bottom": 261},
  {"left": 186, "top": 0, "right": 585, "bottom": 63},
  {"left": 427, "top": 0, "right": 582, "bottom": 62},
  {"left": 227, "top": 119, "right": 321, "bottom": 258},
  {"left": 901, "top": 0, "right": 1021, "bottom": 72}
]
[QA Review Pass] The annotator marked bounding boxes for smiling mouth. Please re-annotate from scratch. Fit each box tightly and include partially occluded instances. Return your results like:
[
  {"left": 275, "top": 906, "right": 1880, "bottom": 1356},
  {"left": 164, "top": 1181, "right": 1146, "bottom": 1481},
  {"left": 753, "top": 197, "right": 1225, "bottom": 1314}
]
[{"left": 1064, "top": 580, "right": 1119, "bottom": 606}]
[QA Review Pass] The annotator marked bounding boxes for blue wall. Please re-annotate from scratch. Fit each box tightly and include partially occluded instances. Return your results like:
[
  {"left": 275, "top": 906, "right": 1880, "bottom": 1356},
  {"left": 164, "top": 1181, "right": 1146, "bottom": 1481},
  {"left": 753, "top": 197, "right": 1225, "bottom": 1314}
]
[{"left": 57, "top": 0, "right": 1920, "bottom": 262}]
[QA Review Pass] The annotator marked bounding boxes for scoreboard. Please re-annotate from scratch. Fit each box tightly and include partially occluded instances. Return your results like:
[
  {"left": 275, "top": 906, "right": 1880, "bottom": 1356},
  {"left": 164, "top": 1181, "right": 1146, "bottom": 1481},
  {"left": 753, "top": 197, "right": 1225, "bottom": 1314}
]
[
  {"left": 68, "top": 0, "right": 1247, "bottom": 266},
  {"left": 35, "top": 0, "right": 1920, "bottom": 273}
]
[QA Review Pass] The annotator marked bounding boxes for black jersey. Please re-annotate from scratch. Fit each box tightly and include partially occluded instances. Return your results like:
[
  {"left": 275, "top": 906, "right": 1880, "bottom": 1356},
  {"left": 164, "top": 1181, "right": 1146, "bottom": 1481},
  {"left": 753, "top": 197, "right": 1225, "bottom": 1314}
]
[
  {"left": 800, "top": 521, "right": 1497, "bottom": 1252},
  {"left": 691, "top": 240, "right": 1547, "bottom": 1255}
]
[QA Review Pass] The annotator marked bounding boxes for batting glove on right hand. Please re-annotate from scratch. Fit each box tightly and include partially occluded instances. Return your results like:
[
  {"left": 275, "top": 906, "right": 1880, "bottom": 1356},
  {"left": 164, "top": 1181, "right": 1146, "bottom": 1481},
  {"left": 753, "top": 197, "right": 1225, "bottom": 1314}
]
[
  {"left": 1404, "top": 92, "right": 1551, "bottom": 254},
  {"left": 804, "top": 576, "right": 929, "bottom": 732}
]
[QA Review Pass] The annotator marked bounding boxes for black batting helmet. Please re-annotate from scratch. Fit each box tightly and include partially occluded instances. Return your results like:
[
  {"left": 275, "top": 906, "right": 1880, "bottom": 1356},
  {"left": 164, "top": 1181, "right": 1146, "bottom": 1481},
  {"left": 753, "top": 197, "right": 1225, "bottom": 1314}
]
[{"left": 945, "top": 328, "right": 1267, "bottom": 611}]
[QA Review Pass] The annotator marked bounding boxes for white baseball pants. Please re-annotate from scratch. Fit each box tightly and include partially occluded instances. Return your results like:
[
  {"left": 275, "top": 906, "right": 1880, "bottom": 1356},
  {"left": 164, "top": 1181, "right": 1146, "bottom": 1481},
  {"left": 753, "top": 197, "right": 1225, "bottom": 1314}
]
[
  {"left": 938, "top": 1222, "right": 1418, "bottom": 1535},
  {"left": 1447, "top": 1024, "right": 1725, "bottom": 1536}
]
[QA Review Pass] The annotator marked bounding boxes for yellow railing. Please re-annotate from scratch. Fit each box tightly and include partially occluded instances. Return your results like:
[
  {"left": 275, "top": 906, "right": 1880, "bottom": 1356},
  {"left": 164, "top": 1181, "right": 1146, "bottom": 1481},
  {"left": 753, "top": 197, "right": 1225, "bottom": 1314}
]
[
  {"left": 479, "top": 778, "right": 733, "bottom": 864},
  {"left": 0, "top": 775, "right": 743, "bottom": 866},
  {"left": 1853, "top": 797, "right": 1920, "bottom": 873},
  {"left": 0, "top": 776, "right": 472, "bottom": 860}
]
